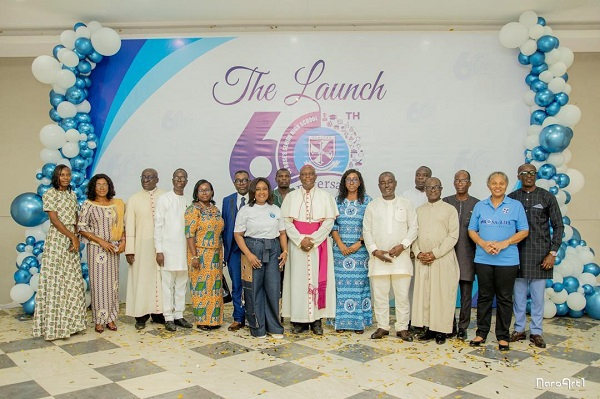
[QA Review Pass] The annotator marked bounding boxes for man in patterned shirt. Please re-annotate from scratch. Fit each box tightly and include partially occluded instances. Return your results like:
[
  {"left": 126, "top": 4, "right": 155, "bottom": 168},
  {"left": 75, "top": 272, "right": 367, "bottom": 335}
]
[{"left": 508, "top": 163, "right": 563, "bottom": 348}]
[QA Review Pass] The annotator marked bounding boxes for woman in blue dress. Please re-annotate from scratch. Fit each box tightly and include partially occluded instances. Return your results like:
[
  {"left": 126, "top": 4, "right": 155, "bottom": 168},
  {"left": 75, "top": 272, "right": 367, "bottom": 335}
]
[{"left": 330, "top": 169, "right": 372, "bottom": 333}]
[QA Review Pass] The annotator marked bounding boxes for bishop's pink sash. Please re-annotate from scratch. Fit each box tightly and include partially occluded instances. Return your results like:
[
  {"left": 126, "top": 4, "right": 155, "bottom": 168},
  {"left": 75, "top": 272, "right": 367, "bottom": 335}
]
[{"left": 293, "top": 220, "right": 328, "bottom": 309}]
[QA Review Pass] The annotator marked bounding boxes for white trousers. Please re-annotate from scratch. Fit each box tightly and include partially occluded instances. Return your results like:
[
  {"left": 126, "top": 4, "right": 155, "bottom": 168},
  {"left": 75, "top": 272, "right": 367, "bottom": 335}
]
[
  {"left": 161, "top": 270, "right": 188, "bottom": 322},
  {"left": 370, "top": 274, "right": 411, "bottom": 331}
]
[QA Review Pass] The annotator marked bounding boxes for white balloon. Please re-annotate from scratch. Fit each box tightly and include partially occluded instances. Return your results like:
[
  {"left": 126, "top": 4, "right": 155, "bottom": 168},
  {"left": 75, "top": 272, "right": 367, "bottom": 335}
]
[
  {"left": 42, "top": 219, "right": 51, "bottom": 234},
  {"left": 10, "top": 284, "right": 34, "bottom": 304},
  {"left": 79, "top": 133, "right": 88, "bottom": 141},
  {"left": 562, "top": 225, "right": 573, "bottom": 242},
  {"left": 528, "top": 124, "right": 542, "bottom": 136},
  {"left": 40, "top": 178, "right": 51, "bottom": 185},
  {"left": 40, "top": 124, "right": 66, "bottom": 150},
  {"left": 55, "top": 69, "right": 76, "bottom": 89},
  {"left": 559, "top": 47, "right": 575, "bottom": 68},
  {"left": 552, "top": 270, "right": 564, "bottom": 284},
  {"left": 77, "top": 100, "right": 91, "bottom": 113},
  {"left": 57, "top": 101, "right": 77, "bottom": 118},
  {"left": 29, "top": 267, "right": 39, "bottom": 275},
  {"left": 60, "top": 30, "right": 77, "bottom": 49},
  {"left": 16, "top": 251, "right": 34, "bottom": 266},
  {"left": 51, "top": 84, "right": 67, "bottom": 95},
  {"left": 542, "top": 116, "right": 558, "bottom": 127},
  {"left": 499, "top": 22, "right": 529, "bottom": 49},
  {"left": 545, "top": 287, "right": 553, "bottom": 300},
  {"left": 577, "top": 248, "right": 595, "bottom": 264},
  {"left": 559, "top": 203, "right": 569, "bottom": 217},
  {"left": 578, "top": 272, "right": 598, "bottom": 287},
  {"left": 62, "top": 142, "right": 80, "bottom": 158},
  {"left": 558, "top": 104, "right": 582, "bottom": 127},
  {"left": 31, "top": 55, "right": 60, "bottom": 84},
  {"left": 40, "top": 148, "right": 62, "bottom": 163},
  {"left": 535, "top": 178, "right": 552, "bottom": 190},
  {"left": 91, "top": 27, "right": 122, "bottom": 56},
  {"left": 520, "top": 39, "right": 537, "bottom": 56},
  {"left": 75, "top": 26, "right": 91, "bottom": 39},
  {"left": 566, "top": 292, "right": 586, "bottom": 311},
  {"left": 59, "top": 50, "right": 79, "bottom": 68},
  {"left": 570, "top": 259, "right": 584, "bottom": 278},
  {"left": 25, "top": 244, "right": 33, "bottom": 253},
  {"left": 87, "top": 21, "right": 103, "bottom": 33},
  {"left": 519, "top": 10, "right": 539, "bottom": 27},
  {"left": 529, "top": 160, "right": 544, "bottom": 171},
  {"left": 56, "top": 158, "right": 71, "bottom": 167},
  {"left": 562, "top": 149, "right": 572, "bottom": 163},
  {"left": 547, "top": 153, "right": 565, "bottom": 167},
  {"left": 543, "top": 26, "right": 553, "bottom": 35},
  {"left": 543, "top": 299, "right": 557, "bottom": 318},
  {"left": 539, "top": 71, "right": 553, "bottom": 83},
  {"left": 25, "top": 225, "right": 46, "bottom": 242},
  {"left": 528, "top": 25, "right": 544, "bottom": 40},
  {"left": 549, "top": 62, "right": 567, "bottom": 78},
  {"left": 552, "top": 289, "right": 568, "bottom": 304},
  {"left": 87, "top": 141, "right": 97, "bottom": 149},
  {"left": 523, "top": 90, "right": 536, "bottom": 106},
  {"left": 566, "top": 168, "right": 585, "bottom": 194},
  {"left": 545, "top": 49, "right": 561, "bottom": 64},
  {"left": 65, "top": 128, "right": 81, "bottom": 142},
  {"left": 85, "top": 291, "right": 92, "bottom": 307},
  {"left": 556, "top": 165, "right": 568, "bottom": 174},
  {"left": 525, "top": 135, "right": 540, "bottom": 149},
  {"left": 563, "top": 83, "right": 572, "bottom": 95},
  {"left": 548, "top": 77, "right": 566, "bottom": 93},
  {"left": 29, "top": 274, "right": 40, "bottom": 292}
]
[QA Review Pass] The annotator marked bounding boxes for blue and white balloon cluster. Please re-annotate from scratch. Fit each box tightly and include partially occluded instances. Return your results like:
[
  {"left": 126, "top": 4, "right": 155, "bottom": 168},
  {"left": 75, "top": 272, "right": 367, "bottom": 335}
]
[
  {"left": 500, "top": 11, "right": 599, "bottom": 320},
  {"left": 9, "top": 21, "right": 120, "bottom": 314}
]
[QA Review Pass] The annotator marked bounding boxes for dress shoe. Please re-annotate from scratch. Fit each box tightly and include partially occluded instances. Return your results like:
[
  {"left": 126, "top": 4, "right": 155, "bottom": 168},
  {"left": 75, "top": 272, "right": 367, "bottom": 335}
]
[
  {"left": 457, "top": 328, "right": 467, "bottom": 341},
  {"left": 228, "top": 321, "right": 245, "bottom": 331},
  {"left": 435, "top": 333, "right": 446, "bottom": 345},
  {"left": 311, "top": 320, "right": 323, "bottom": 335},
  {"left": 370, "top": 328, "right": 389, "bottom": 339},
  {"left": 151, "top": 314, "right": 166, "bottom": 324},
  {"left": 174, "top": 318, "right": 193, "bottom": 328},
  {"left": 498, "top": 341, "right": 510, "bottom": 351},
  {"left": 165, "top": 321, "right": 177, "bottom": 332},
  {"left": 510, "top": 331, "right": 526, "bottom": 342},
  {"left": 95, "top": 324, "right": 104, "bottom": 334},
  {"left": 106, "top": 322, "right": 117, "bottom": 331},
  {"left": 469, "top": 337, "right": 486, "bottom": 347},
  {"left": 336, "top": 329, "right": 345, "bottom": 333},
  {"left": 134, "top": 321, "right": 146, "bottom": 330},
  {"left": 292, "top": 323, "right": 308, "bottom": 334},
  {"left": 396, "top": 330, "right": 413, "bottom": 342},
  {"left": 355, "top": 330, "right": 364, "bottom": 335},
  {"left": 530, "top": 334, "right": 547, "bottom": 348},
  {"left": 417, "top": 329, "right": 436, "bottom": 341}
]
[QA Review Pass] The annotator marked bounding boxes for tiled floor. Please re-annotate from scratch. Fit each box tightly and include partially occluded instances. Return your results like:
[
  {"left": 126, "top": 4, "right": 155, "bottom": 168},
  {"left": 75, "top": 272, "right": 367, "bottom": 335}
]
[{"left": 0, "top": 304, "right": 598, "bottom": 399}]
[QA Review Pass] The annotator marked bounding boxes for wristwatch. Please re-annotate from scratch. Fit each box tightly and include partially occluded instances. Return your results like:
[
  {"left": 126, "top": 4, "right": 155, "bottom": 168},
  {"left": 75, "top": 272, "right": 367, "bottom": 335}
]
[{"left": 549, "top": 251, "right": 557, "bottom": 257}]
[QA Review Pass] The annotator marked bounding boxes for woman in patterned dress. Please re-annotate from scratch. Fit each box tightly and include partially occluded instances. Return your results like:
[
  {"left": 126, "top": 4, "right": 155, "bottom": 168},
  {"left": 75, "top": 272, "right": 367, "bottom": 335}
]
[
  {"left": 330, "top": 169, "right": 373, "bottom": 334},
  {"left": 185, "top": 179, "right": 225, "bottom": 330},
  {"left": 78, "top": 174, "right": 125, "bottom": 334},
  {"left": 33, "top": 165, "right": 87, "bottom": 340}
]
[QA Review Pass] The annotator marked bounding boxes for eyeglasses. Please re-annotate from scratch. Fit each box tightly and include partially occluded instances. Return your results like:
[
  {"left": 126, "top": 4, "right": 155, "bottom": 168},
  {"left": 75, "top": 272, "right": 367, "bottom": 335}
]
[
  {"left": 234, "top": 178, "right": 249, "bottom": 184},
  {"left": 197, "top": 189, "right": 212, "bottom": 194},
  {"left": 454, "top": 179, "right": 470, "bottom": 184},
  {"left": 518, "top": 170, "right": 537, "bottom": 177},
  {"left": 425, "top": 185, "right": 443, "bottom": 191},
  {"left": 140, "top": 175, "right": 157, "bottom": 181},
  {"left": 173, "top": 177, "right": 188, "bottom": 181},
  {"left": 346, "top": 178, "right": 360, "bottom": 183}
]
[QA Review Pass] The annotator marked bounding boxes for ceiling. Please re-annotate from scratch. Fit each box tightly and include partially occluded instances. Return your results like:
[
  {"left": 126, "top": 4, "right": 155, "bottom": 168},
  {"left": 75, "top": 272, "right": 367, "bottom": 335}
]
[{"left": 1, "top": 0, "right": 599, "bottom": 56}]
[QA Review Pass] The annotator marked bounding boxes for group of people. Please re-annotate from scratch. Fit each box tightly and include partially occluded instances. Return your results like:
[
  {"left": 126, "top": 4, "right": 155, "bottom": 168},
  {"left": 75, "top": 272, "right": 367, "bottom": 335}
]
[{"left": 31, "top": 162, "right": 563, "bottom": 352}]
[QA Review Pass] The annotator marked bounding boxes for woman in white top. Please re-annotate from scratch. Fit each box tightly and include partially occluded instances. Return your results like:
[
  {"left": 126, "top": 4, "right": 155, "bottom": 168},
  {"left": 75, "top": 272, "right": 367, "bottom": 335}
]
[{"left": 234, "top": 177, "right": 288, "bottom": 338}]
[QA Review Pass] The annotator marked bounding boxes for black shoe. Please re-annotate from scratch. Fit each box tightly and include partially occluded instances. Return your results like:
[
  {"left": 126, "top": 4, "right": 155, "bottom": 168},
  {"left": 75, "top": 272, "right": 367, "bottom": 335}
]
[
  {"left": 151, "top": 314, "right": 166, "bottom": 324},
  {"left": 457, "top": 328, "right": 467, "bottom": 341},
  {"left": 435, "top": 333, "right": 446, "bottom": 345},
  {"left": 417, "top": 329, "right": 436, "bottom": 341},
  {"left": 311, "top": 320, "right": 323, "bottom": 335},
  {"left": 469, "top": 337, "right": 486, "bottom": 347},
  {"left": 135, "top": 321, "right": 146, "bottom": 330},
  {"left": 174, "top": 318, "right": 193, "bottom": 328},
  {"left": 370, "top": 328, "right": 390, "bottom": 339},
  {"left": 165, "top": 321, "right": 177, "bottom": 332},
  {"left": 498, "top": 341, "right": 510, "bottom": 351},
  {"left": 292, "top": 323, "right": 308, "bottom": 334},
  {"left": 396, "top": 330, "right": 413, "bottom": 342}
]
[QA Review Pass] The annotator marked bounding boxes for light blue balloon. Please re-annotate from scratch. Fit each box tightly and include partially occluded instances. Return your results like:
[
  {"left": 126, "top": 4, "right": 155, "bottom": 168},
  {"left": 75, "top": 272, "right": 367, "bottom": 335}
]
[
  {"left": 70, "top": 155, "right": 87, "bottom": 171},
  {"left": 10, "top": 193, "right": 48, "bottom": 227},
  {"left": 537, "top": 164, "right": 556, "bottom": 180},
  {"left": 75, "top": 77, "right": 86, "bottom": 89},
  {"left": 59, "top": 117, "right": 78, "bottom": 131},
  {"left": 78, "top": 122, "right": 94, "bottom": 135},
  {"left": 71, "top": 170, "right": 85, "bottom": 185},
  {"left": 32, "top": 248, "right": 43, "bottom": 256},
  {"left": 539, "top": 124, "right": 573, "bottom": 153},
  {"left": 73, "top": 49, "right": 86, "bottom": 61},
  {"left": 562, "top": 73, "right": 569, "bottom": 82},
  {"left": 584, "top": 287, "right": 600, "bottom": 320},
  {"left": 75, "top": 113, "right": 91, "bottom": 124},
  {"left": 22, "top": 294, "right": 36, "bottom": 314},
  {"left": 66, "top": 87, "right": 86, "bottom": 104},
  {"left": 80, "top": 147, "right": 93, "bottom": 159}
]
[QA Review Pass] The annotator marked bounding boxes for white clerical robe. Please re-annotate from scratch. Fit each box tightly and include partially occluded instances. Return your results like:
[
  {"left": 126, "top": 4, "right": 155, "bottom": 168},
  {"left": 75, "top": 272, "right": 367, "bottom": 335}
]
[
  {"left": 401, "top": 187, "right": 428, "bottom": 209},
  {"left": 281, "top": 186, "right": 338, "bottom": 322},
  {"left": 411, "top": 200, "right": 460, "bottom": 333},
  {"left": 154, "top": 190, "right": 188, "bottom": 271},
  {"left": 125, "top": 188, "right": 166, "bottom": 317},
  {"left": 363, "top": 196, "right": 418, "bottom": 276}
]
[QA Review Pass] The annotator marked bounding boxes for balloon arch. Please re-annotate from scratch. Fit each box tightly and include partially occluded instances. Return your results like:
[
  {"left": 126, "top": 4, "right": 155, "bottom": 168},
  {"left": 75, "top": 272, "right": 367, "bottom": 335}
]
[{"left": 9, "top": 12, "right": 600, "bottom": 319}]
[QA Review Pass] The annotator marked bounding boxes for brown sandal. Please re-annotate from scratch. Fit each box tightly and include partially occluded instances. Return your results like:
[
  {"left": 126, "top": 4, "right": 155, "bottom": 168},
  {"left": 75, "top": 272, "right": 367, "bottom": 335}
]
[
  {"left": 106, "top": 322, "right": 117, "bottom": 331},
  {"left": 95, "top": 324, "right": 104, "bottom": 333}
]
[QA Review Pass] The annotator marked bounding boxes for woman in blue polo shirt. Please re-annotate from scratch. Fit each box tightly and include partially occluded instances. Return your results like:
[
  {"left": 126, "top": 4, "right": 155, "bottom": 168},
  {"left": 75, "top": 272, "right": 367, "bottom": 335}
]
[{"left": 468, "top": 171, "right": 528, "bottom": 351}]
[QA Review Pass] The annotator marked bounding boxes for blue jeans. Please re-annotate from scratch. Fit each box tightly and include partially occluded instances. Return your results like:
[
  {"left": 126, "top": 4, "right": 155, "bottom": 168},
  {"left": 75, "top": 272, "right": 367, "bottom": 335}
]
[
  {"left": 243, "top": 237, "right": 284, "bottom": 337},
  {"left": 513, "top": 278, "right": 546, "bottom": 335}
]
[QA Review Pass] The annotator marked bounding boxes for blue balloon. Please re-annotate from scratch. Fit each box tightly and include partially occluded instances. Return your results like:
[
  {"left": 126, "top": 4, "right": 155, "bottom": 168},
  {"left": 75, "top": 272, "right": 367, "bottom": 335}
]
[
  {"left": 22, "top": 294, "right": 36, "bottom": 314},
  {"left": 582, "top": 284, "right": 595, "bottom": 296},
  {"left": 539, "top": 124, "right": 573, "bottom": 153},
  {"left": 41, "top": 163, "right": 56, "bottom": 179},
  {"left": 571, "top": 227, "right": 581, "bottom": 242},
  {"left": 36, "top": 173, "right": 43, "bottom": 180},
  {"left": 537, "top": 17, "right": 546, "bottom": 26},
  {"left": 564, "top": 190, "right": 571, "bottom": 204},
  {"left": 553, "top": 173, "right": 570, "bottom": 188},
  {"left": 16, "top": 243, "right": 26, "bottom": 252},
  {"left": 562, "top": 216, "right": 571, "bottom": 225},
  {"left": 75, "top": 113, "right": 91, "bottom": 124},
  {"left": 75, "top": 77, "right": 86, "bottom": 89},
  {"left": 81, "top": 262, "right": 89, "bottom": 277},
  {"left": 568, "top": 308, "right": 584, "bottom": 318},
  {"left": 32, "top": 248, "right": 43, "bottom": 256},
  {"left": 10, "top": 193, "right": 48, "bottom": 227},
  {"left": 84, "top": 276, "right": 91, "bottom": 292},
  {"left": 568, "top": 239, "right": 580, "bottom": 248},
  {"left": 531, "top": 146, "right": 549, "bottom": 162},
  {"left": 59, "top": 117, "right": 78, "bottom": 131},
  {"left": 545, "top": 101, "right": 561, "bottom": 117},
  {"left": 79, "top": 140, "right": 89, "bottom": 150},
  {"left": 530, "top": 79, "right": 547, "bottom": 93},
  {"left": 37, "top": 184, "right": 51, "bottom": 198},
  {"left": 74, "top": 37, "right": 94, "bottom": 56},
  {"left": 518, "top": 53, "right": 530, "bottom": 65},
  {"left": 80, "top": 147, "right": 93, "bottom": 159},
  {"left": 562, "top": 73, "right": 569, "bottom": 82},
  {"left": 84, "top": 77, "right": 92, "bottom": 88},
  {"left": 52, "top": 44, "right": 65, "bottom": 59},
  {"left": 14, "top": 269, "right": 31, "bottom": 284},
  {"left": 80, "top": 179, "right": 90, "bottom": 193},
  {"left": 545, "top": 279, "right": 553, "bottom": 288},
  {"left": 531, "top": 63, "right": 548, "bottom": 75},
  {"left": 65, "top": 87, "right": 86, "bottom": 104},
  {"left": 552, "top": 282, "right": 564, "bottom": 292},
  {"left": 530, "top": 110, "right": 547, "bottom": 125},
  {"left": 555, "top": 302, "right": 569, "bottom": 316},
  {"left": 529, "top": 51, "right": 546, "bottom": 66},
  {"left": 534, "top": 89, "right": 555, "bottom": 107},
  {"left": 73, "top": 22, "right": 87, "bottom": 30},
  {"left": 70, "top": 155, "right": 87, "bottom": 171},
  {"left": 537, "top": 35, "right": 560, "bottom": 52},
  {"left": 562, "top": 276, "right": 580, "bottom": 294},
  {"left": 73, "top": 49, "right": 86, "bottom": 60},
  {"left": 77, "top": 60, "right": 92, "bottom": 74},
  {"left": 580, "top": 240, "right": 587, "bottom": 247},
  {"left": 71, "top": 170, "right": 85, "bottom": 185},
  {"left": 62, "top": 64, "right": 79, "bottom": 76},
  {"left": 49, "top": 91, "right": 65, "bottom": 108},
  {"left": 87, "top": 51, "right": 103, "bottom": 64},
  {"left": 555, "top": 92, "right": 569, "bottom": 106},
  {"left": 549, "top": 186, "right": 559, "bottom": 195},
  {"left": 78, "top": 122, "right": 95, "bottom": 135},
  {"left": 49, "top": 108, "right": 62, "bottom": 122},
  {"left": 525, "top": 73, "right": 538, "bottom": 86},
  {"left": 583, "top": 263, "right": 600, "bottom": 276},
  {"left": 584, "top": 287, "right": 600, "bottom": 320}
]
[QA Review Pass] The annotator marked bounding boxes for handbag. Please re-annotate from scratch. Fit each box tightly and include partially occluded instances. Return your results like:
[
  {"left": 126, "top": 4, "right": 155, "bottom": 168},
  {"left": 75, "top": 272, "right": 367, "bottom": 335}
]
[{"left": 222, "top": 275, "right": 232, "bottom": 303}]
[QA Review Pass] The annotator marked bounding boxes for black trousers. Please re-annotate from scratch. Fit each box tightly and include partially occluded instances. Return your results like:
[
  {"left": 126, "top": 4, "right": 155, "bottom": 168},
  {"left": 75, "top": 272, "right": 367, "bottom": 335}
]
[
  {"left": 135, "top": 313, "right": 165, "bottom": 324},
  {"left": 458, "top": 280, "right": 473, "bottom": 330},
  {"left": 474, "top": 263, "right": 518, "bottom": 342}
]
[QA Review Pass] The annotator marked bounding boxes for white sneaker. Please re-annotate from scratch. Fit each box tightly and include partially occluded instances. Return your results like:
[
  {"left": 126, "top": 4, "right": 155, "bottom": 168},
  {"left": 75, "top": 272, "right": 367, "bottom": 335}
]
[
  {"left": 269, "top": 333, "right": 284, "bottom": 339},
  {"left": 255, "top": 335, "right": 267, "bottom": 339}
]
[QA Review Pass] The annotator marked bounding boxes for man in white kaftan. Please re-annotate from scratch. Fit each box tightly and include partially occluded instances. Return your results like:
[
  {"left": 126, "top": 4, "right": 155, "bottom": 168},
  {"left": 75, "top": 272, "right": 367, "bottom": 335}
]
[
  {"left": 363, "top": 172, "right": 418, "bottom": 341},
  {"left": 281, "top": 165, "right": 338, "bottom": 335},
  {"left": 125, "top": 168, "right": 166, "bottom": 330},
  {"left": 411, "top": 177, "right": 460, "bottom": 345}
]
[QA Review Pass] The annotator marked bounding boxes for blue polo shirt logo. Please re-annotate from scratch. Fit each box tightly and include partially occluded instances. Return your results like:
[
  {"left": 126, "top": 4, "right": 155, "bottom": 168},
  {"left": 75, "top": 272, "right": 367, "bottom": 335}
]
[{"left": 502, "top": 207, "right": 510, "bottom": 214}]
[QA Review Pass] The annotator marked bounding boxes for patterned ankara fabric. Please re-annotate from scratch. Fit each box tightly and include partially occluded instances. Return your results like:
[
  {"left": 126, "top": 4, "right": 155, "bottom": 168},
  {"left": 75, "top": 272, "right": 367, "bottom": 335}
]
[
  {"left": 33, "top": 188, "right": 87, "bottom": 340},
  {"left": 79, "top": 200, "right": 124, "bottom": 325},
  {"left": 185, "top": 203, "right": 225, "bottom": 327},
  {"left": 330, "top": 196, "right": 373, "bottom": 331},
  {"left": 508, "top": 187, "right": 564, "bottom": 279}
]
